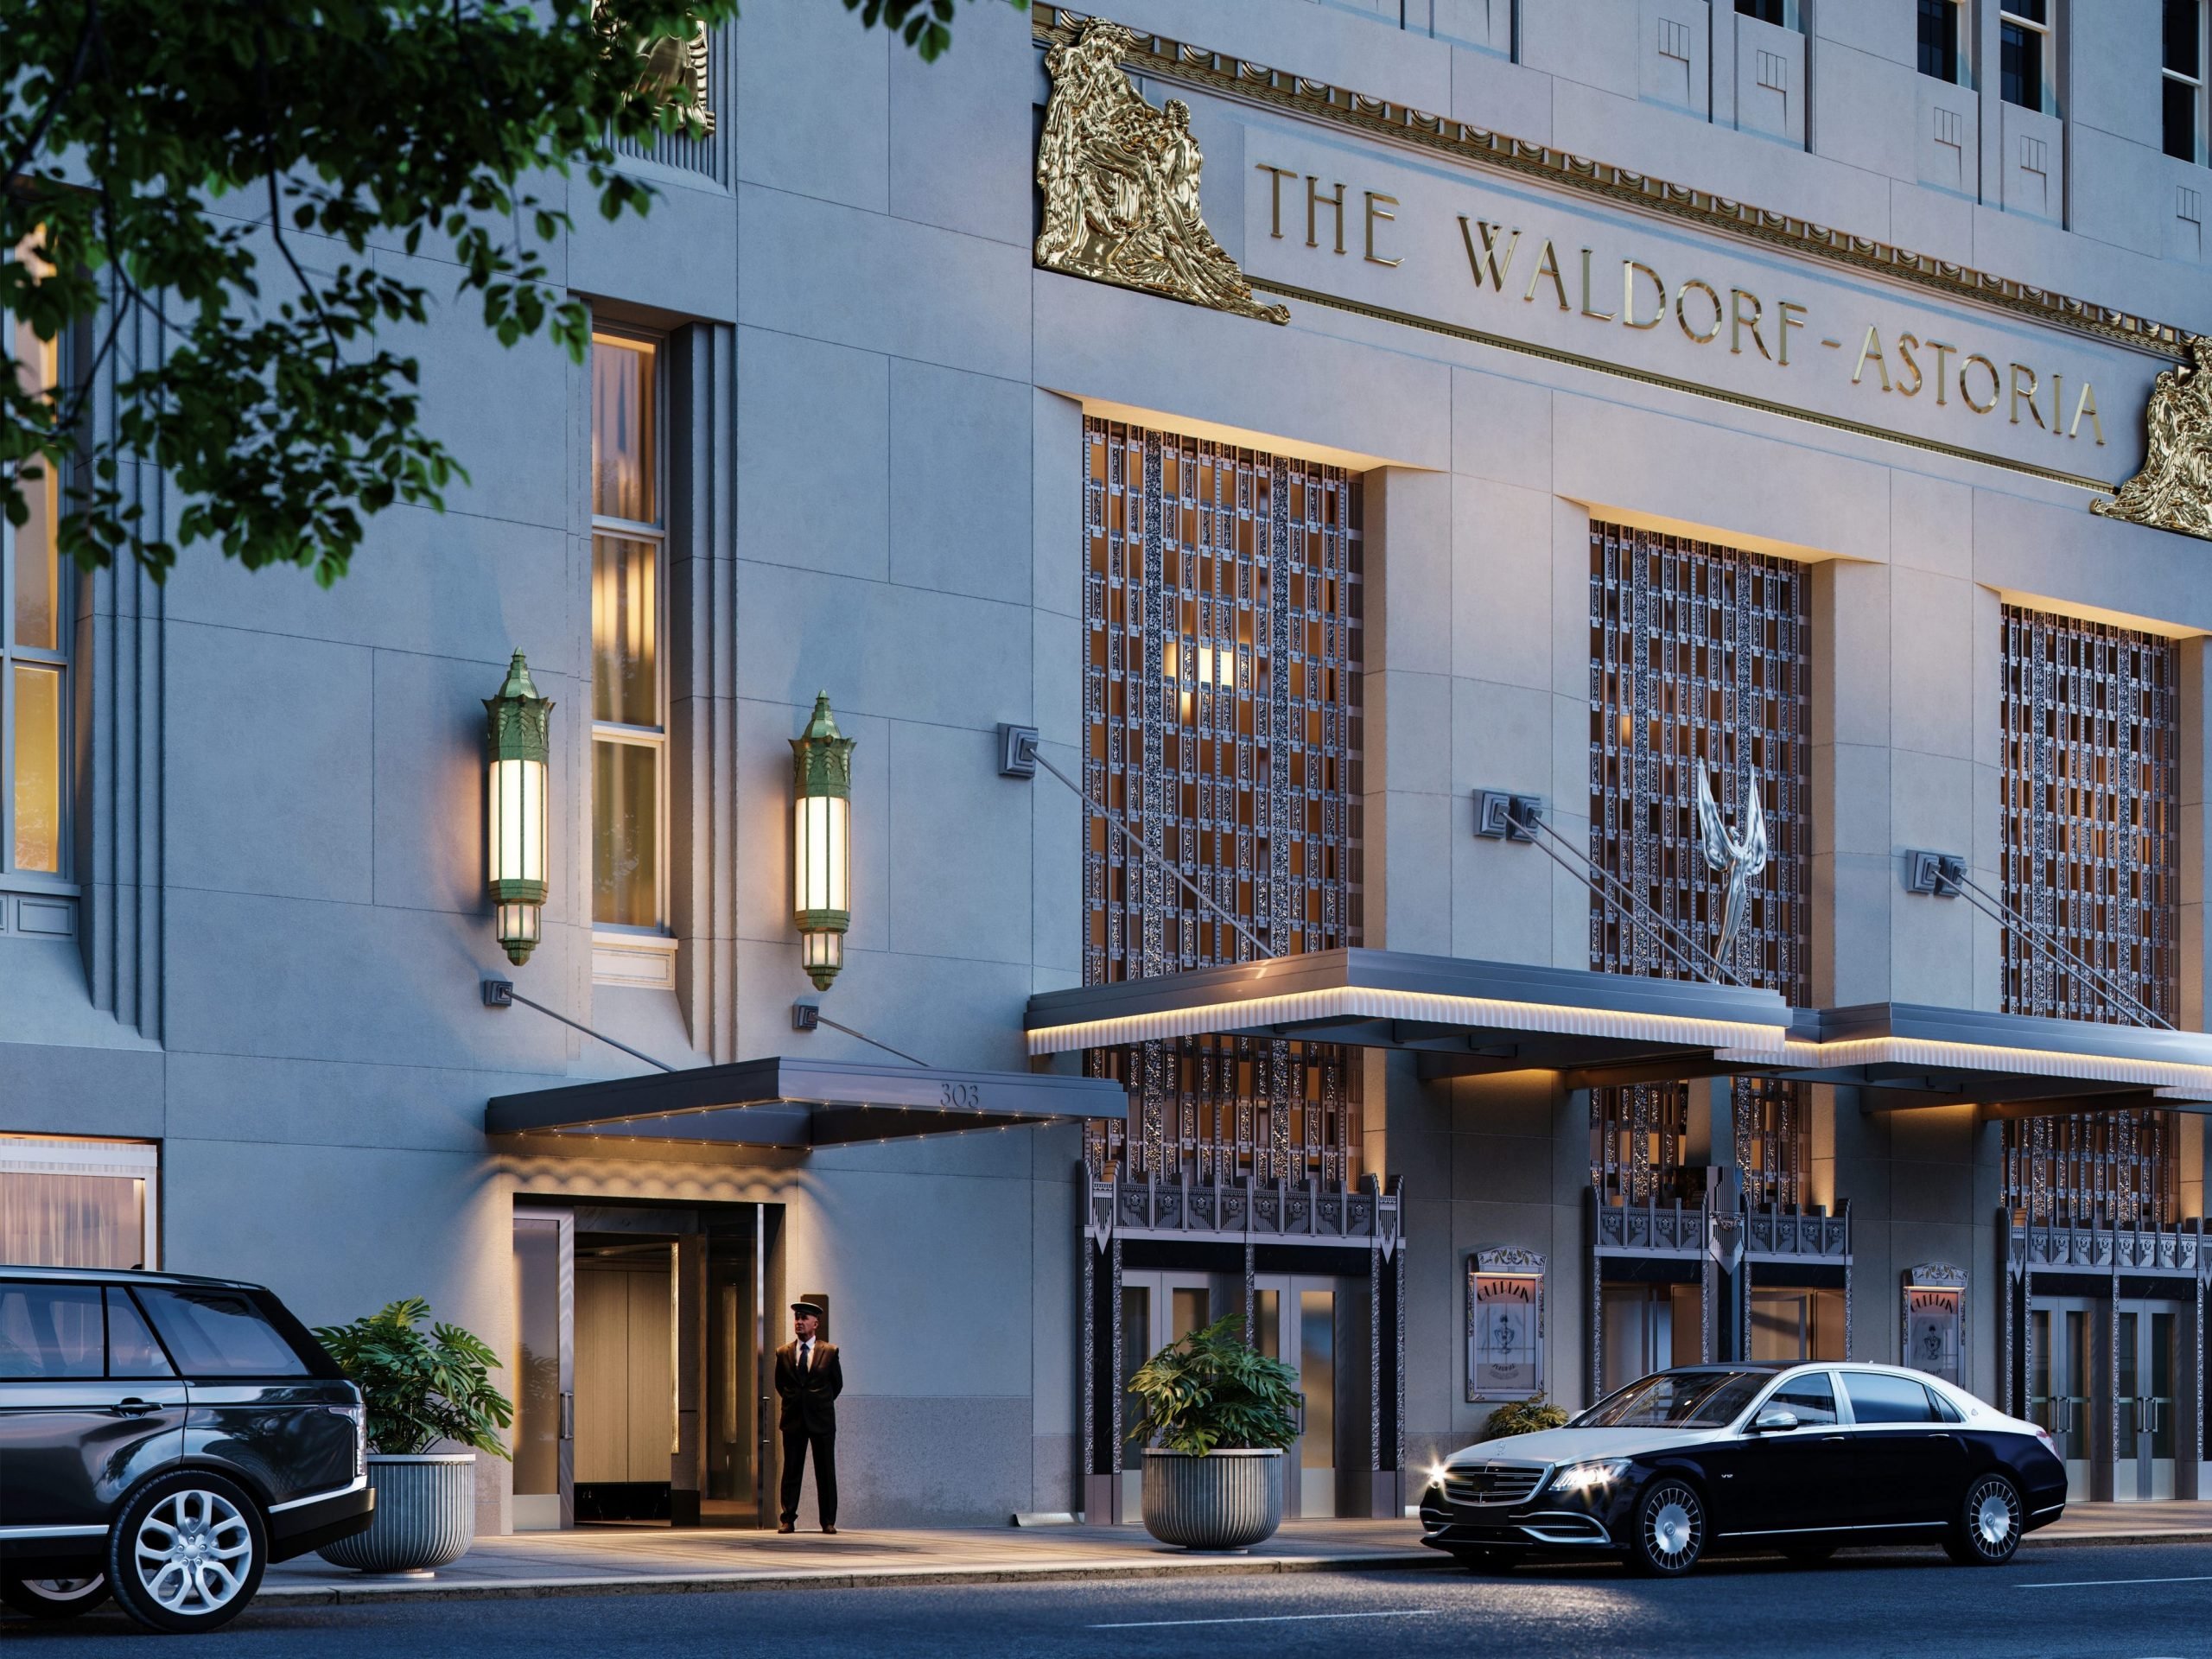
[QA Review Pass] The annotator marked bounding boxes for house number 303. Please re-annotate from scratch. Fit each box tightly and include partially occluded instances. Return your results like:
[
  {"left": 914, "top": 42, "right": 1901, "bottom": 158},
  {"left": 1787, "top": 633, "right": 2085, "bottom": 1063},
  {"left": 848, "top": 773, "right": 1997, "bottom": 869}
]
[{"left": 939, "top": 1082, "right": 982, "bottom": 1109}]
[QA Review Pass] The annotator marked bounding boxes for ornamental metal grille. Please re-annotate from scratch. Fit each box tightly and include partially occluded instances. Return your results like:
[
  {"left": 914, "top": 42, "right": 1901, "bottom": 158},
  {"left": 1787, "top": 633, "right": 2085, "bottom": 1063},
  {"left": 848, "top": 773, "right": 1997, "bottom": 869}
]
[
  {"left": 1080, "top": 419, "right": 1363, "bottom": 1185},
  {"left": 1586, "top": 522, "right": 1813, "bottom": 1209},
  {"left": 1999, "top": 607, "right": 2179, "bottom": 1228}
]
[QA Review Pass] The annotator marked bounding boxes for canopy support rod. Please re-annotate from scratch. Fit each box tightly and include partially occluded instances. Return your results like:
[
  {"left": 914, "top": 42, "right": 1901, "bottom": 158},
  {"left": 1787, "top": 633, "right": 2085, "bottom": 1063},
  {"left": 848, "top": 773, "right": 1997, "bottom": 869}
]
[
  {"left": 481, "top": 978, "right": 677, "bottom": 1073},
  {"left": 1026, "top": 746, "right": 1277, "bottom": 963},
  {"left": 1507, "top": 803, "right": 1749, "bottom": 988},
  {"left": 1942, "top": 872, "right": 2171, "bottom": 1029}
]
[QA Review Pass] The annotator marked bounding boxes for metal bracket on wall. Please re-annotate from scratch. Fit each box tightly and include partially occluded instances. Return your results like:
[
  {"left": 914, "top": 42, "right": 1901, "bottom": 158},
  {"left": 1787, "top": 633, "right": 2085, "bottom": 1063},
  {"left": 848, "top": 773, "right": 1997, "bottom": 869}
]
[
  {"left": 997, "top": 723, "right": 1041, "bottom": 779},
  {"left": 1903, "top": 849, "right": 1965, "bottom": 896},
  {"left": 480, "top": 977, "right": 676, "bottom": 1072},
  {"left": 1472, "top": 789, "right": 1544, "bottom": 842}
]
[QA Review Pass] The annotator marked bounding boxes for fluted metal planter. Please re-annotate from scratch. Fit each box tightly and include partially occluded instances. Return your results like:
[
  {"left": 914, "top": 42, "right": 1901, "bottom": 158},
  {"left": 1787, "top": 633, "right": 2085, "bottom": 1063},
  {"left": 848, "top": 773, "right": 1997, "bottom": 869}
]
[
  {"left": 317, "top": 1454, "right": 476, "bottom": 1574},
  {"left": 1140, "top": 1449, "right": 1285, "bottom": 1549}
]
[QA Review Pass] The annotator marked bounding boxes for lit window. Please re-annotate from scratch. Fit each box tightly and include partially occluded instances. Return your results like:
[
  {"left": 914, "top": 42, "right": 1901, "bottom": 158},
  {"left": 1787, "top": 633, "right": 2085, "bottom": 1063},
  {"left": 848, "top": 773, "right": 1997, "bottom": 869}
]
[
  {"left": 1999, "top": 0, "right": 2050, "bottom": 111},
  {"left": 590, "top": 331, "right": 665, "bottom": 932},
  {"left": 3, "top": 238, "right": 67, "bottom": 882},
  {"left": 2165, "top": 0, "right": 2205, "bottom": 161},
  {"left": 1917, "top": 0, "right": 1960, "bottom": 83},
  {"left": 0, "top": 1136, "right": 159, "bottom": 1269}
]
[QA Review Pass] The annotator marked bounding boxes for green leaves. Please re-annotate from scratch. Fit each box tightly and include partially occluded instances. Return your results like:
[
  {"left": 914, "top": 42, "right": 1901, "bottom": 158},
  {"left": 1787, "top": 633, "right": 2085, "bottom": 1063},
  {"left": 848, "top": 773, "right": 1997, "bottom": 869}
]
[
  {"left": 0, "top": 0, "right": 1022, "bottom": 584},
  {"left": 313, "top": 1297, "right": 516, "bottom": 1459},
  {"left": 1482, "top": 1396, "right": 1570, "bottom": 1440},
  {"left": 1122, "top": 1315, "right": 1300, "bottom": 1457}
]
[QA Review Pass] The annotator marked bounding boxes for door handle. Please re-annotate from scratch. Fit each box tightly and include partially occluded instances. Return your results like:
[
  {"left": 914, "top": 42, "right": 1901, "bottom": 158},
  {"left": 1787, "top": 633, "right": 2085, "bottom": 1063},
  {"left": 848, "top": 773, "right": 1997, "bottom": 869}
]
[
  {"left": 111, "top": 1397, "right": 159, "bottom": 1417},
  {"left": 559, "top": 1392, "right": 575, "bottom": 1440}
]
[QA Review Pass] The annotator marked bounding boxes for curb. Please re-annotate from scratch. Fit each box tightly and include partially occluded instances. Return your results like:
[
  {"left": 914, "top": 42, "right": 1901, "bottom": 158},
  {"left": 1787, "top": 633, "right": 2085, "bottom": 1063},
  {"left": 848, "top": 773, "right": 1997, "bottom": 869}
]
[
  {"left": 257, "top": 1551, "right": 1446, "bottom": 1605},
  {"left": 250, "top": 1528, "right": 2212, "bottom": 1605}
]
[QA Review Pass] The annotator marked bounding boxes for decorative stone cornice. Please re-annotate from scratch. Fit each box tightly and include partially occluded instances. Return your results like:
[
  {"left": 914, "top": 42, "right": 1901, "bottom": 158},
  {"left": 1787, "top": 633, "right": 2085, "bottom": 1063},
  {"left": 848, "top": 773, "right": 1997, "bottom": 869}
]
[{"left": 1033, "top": 4, "right": 2191, "bottom": 363}]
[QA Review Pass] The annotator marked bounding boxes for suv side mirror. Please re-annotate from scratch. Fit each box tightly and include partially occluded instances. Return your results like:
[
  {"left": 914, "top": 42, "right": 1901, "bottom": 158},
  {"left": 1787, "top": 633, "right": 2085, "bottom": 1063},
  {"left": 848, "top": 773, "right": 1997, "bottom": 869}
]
[{"left": 1751, "top": 1408, "right": 1798, "bottom": 1434}]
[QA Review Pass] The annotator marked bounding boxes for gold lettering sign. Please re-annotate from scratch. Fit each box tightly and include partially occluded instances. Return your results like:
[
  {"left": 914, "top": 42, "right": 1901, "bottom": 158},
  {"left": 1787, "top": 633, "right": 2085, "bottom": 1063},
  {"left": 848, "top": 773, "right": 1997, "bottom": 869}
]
[
  {"left": 1034, "top": 18, "right": 1287, "bottom": 324},
  {"left": 2093, "top": 336, "right": 2212, "bottom": 541}
]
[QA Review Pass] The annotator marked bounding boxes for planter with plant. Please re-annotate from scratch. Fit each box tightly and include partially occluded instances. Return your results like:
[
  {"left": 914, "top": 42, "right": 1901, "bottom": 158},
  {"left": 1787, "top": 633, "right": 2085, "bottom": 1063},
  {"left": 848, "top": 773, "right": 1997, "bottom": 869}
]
[
  {"left": 1124, "top": 1315, "right": 1300, "bottom": 1549},
  {"left": 311, "top": 1299, "right": 512, "bottom": 1574},
  {"left": 1482, "top": 1396, "right": 1570, "bottom": 1440}
]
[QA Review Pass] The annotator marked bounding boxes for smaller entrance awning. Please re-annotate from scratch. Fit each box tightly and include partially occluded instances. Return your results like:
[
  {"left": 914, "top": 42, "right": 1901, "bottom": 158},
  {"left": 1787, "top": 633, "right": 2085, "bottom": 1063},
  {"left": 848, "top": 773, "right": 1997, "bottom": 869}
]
[
  {"left": 1023, "top": 948, "right": 1793, "bottom": 1072},
  {"left": 486, "top": 1056, "right": 1127, "bottom": 1149},
  {"left": 1756, "top": 1003, "right": 2212, "bottom": 1111}
]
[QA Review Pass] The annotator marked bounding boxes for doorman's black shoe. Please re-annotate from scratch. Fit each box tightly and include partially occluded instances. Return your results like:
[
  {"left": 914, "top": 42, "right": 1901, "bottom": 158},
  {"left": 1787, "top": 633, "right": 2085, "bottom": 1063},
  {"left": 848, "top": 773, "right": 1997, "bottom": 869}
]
[
  {"left": 822, "top": 1525, "right": 838, "bottom": 1535},
  {"left": 776, "top": 1522, "right": 796, "bottom": 1535}
]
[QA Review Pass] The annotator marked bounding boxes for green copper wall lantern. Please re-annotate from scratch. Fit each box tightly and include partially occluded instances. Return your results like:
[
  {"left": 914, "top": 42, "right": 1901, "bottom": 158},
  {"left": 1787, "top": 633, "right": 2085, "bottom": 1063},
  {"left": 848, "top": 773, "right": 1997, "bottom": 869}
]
[
  {"left": 790, "top": 691, "right": 855, "bottom": 991},
  {"left": 485, "top": 650, "right": 554, "bottom": 965}
]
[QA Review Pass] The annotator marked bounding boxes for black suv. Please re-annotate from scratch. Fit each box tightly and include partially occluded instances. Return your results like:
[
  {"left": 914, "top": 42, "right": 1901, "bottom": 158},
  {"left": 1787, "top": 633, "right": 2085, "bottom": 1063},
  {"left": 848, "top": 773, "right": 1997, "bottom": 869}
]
[{"left": 0, "top": 1267, "right": 373, "bottom": 1634}]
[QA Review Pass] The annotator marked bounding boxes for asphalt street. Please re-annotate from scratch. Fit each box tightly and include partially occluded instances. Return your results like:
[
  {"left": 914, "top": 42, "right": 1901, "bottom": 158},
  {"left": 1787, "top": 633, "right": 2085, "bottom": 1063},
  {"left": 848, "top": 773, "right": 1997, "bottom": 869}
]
[{"left": 8, "top": 1542, "right": 2212, "bottom": 1656}]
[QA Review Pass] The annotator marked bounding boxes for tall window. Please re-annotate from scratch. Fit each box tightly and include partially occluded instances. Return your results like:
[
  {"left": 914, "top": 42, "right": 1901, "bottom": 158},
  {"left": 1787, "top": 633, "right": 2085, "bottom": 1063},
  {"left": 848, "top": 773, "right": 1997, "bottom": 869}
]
[
  {"left": 2166, "top": 0, "right": 2205, "bottom": 161},
  {"left": 590, "top": 331, "right": 665, "bottom": 932},
  {"left": 1588, "top": 524, "right": 1813, "bottom": 1210},
  {"left": 1999, "top": 608, "right": 2179, "bottom": 1228},
  {"left": 1917, "top": 0, "right": 1961, "bottom": 82},
  {"left": 1080, "top": 419, "right": 1363, "bottom": 1187},
  {"left": 3, "top": 245, "right": 66, "bottom": 884},
  {"left": 1999, "top": 0, "right": 2050, "bottom": 111}
]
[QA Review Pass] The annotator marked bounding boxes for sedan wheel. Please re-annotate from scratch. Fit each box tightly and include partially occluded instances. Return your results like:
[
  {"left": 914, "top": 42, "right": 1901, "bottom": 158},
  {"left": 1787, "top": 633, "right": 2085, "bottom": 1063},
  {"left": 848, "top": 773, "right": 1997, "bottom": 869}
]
[
  {"left": 1626, "top": 1478, "right": 1707, "bottom": 1577},
  {"left": 1944, "top": 1474, "right": 2023, "bottom": 1567},
  {"left": 106, "top": 1471, "right": 267, "bottom": 1634},
  {"left": 0, "top": 1570, "right": 111, "bottom": 1619}
]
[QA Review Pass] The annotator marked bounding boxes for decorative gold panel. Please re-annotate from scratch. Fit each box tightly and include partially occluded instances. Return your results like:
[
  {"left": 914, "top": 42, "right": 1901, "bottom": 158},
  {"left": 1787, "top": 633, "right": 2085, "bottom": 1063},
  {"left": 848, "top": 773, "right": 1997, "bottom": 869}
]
[
  {"left": 2093, "top": 335, "right": 2212, "bottom": 541},
  {"left": 1035, "top": 18, "right": 1288, "bottom": 324}
]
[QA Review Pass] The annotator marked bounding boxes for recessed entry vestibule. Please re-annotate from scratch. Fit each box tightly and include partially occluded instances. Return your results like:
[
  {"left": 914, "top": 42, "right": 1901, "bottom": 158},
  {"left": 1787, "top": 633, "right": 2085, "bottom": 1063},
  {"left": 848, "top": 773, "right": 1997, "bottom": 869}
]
[{"left": 512, "top": 1198, "right": 775, "bottom": 1530}]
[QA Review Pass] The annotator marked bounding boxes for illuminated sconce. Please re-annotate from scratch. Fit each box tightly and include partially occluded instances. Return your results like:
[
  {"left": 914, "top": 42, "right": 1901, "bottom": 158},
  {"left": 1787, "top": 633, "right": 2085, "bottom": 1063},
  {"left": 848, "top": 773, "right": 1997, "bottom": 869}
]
[
  {"left": 483, "top": 651, "right": 553, "bottom": 965},
  {"left": 790, "top": 691, "right": 855, "bottom": 991}
]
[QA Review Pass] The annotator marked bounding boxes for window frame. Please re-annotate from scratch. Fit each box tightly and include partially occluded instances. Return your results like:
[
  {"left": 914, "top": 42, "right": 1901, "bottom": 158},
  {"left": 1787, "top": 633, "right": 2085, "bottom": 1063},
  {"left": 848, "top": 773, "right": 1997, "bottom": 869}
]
[
  {"left": 1916, "top": 0, "right": 1961, "bottom": 84},
  {"left": 0, "top": 1136, "right": 160, "bottom": 1269},
  {"left": 587, "top": 324, "right": 671, "bottom": 941},
  {"left": 2, "top": 244, "right": 73, "bottom": 891},
  {"left": 1999, "top": 0, "right": 2052, "bottom": 112},
  {"left": 2164, "top": 0, "right": 2205, "bottom": 162}
]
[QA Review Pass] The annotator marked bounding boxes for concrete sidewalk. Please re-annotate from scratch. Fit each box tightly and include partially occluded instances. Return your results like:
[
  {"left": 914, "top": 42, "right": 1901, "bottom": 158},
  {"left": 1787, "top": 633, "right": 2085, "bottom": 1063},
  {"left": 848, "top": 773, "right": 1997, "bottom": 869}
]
[{"left": 256, "top": 1502, "right": 2212, "bottom": 1605}]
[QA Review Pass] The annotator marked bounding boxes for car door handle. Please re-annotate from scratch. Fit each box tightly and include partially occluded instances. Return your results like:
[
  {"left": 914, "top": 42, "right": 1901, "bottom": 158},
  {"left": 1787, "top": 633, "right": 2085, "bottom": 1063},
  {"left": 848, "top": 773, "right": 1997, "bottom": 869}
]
[{"left": 111, "top": 1397, "right": 160, "bottom": 1417}]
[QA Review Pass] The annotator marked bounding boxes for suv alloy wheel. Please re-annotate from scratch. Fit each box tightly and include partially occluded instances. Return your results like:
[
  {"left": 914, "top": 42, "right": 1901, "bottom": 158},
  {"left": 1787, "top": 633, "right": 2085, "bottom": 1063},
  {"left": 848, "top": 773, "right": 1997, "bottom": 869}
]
[
  {"left": 1944, "top": 1473, "right": 2023, "bottom": 1567},
  {"left": 0, "top": 1571, "right": 111, "bottom": 1619},
  {"left": 105, "top": 1471, "right": 269, "bottom": 1634},
  {"left": 1626, "top": 1478, "right": 1707, "bottom": 1577}
]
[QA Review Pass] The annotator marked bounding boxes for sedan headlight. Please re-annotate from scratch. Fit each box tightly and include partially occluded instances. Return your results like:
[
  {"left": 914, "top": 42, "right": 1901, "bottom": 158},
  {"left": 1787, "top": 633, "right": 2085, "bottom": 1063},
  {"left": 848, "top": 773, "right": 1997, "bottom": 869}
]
[
  {"left": 1426, "top": 1463, "right": 1449, "bottom": 1489},
  {"left": 1549, "top": 1459, "right": 1631, "bottom": 1496}
]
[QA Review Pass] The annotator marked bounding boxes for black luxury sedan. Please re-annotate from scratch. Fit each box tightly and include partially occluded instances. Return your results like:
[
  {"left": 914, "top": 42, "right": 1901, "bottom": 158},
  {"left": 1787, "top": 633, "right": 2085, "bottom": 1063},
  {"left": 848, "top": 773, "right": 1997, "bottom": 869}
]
[
  {"left": 1420, "top": 1363, "right": 2067, "bottom": 1577},
  {"left": 0, "top": 1267, "right": 373, "bottom": 1633}
]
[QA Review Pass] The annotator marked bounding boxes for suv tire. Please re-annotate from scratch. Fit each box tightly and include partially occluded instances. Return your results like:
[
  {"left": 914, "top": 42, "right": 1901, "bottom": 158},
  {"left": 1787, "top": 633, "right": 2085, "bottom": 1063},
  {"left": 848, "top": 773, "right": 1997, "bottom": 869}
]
[
  {"left": 0, "top": 1570, "right": 111, "bottom": 1619},
  {"left": 1624, "top": 1478, "right": 1707, "bottom": 1578},
  {"left": 106, "top": 1471, "right": 268, "bottom": 1634},
  {"left": 1943, "top": 1473, "right": 2023, "bottom": 1567}
]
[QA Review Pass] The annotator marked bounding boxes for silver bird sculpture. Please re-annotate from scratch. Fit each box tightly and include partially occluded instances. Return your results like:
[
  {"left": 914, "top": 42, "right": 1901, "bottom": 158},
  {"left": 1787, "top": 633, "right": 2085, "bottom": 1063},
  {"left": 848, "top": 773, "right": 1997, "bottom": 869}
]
[{"left": 1695, "top": 765, "right": 1769, "bottom": 961}]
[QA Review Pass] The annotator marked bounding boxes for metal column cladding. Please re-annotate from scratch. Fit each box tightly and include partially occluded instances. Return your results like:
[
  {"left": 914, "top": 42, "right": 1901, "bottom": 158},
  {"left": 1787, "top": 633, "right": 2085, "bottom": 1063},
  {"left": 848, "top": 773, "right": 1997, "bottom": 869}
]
[
  {"left": 1587, "top": 521, "right": 1813, "bottom": 1210},
  {"left": 2000, "top": 607, "right": 2181, "bottom": 1227},
  {"left": 1079, "top": 419, "right": 1363, "bottom": 1186}
]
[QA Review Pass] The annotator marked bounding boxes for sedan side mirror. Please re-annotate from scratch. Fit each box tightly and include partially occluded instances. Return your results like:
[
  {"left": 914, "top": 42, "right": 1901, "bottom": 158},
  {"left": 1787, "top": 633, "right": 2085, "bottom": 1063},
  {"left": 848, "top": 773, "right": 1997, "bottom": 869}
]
[{"left": 1751, "top": 1408, "right": 1798, "bottom": 1434}]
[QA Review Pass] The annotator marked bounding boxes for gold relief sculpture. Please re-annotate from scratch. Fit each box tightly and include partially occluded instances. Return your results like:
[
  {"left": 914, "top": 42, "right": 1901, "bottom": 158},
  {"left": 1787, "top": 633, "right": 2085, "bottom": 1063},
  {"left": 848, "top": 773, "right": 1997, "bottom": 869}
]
[
  {"left": 598, "top": 3, "right": 715, "bottom": 135},
  {"left": 1035, "top": 18, "right": 1288, "bottom": 324},
  {"left": 2093, "top": 336, "right": 2212, "bottom": 540}
]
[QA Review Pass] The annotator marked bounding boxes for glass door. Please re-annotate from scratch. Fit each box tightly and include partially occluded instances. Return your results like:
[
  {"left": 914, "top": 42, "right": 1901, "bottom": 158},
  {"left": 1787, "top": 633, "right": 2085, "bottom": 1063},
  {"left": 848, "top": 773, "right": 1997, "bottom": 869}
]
[
  {"left": 1119, "top": 1272, "right": 1213, "bottom": 1519},
  {"left": 512, "top": 1211, "right": 575, "bottom": 1530},
  {"left": 2028, "top": 1297, "right": 2094, "bottom": 1501},
  {"left": 1255, "top": 1274, "right": 1343, "bottom": 1517},
  {"left": 2117, "top": 1300, "right": 2181, "bottom": 1502}
]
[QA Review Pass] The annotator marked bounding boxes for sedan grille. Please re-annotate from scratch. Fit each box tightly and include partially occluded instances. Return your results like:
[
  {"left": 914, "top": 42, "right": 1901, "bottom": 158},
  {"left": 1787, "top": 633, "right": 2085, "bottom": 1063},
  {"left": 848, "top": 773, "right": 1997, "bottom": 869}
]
[{"left": 1443, "top": 1461, "right": 1548, "bottom": 1506}]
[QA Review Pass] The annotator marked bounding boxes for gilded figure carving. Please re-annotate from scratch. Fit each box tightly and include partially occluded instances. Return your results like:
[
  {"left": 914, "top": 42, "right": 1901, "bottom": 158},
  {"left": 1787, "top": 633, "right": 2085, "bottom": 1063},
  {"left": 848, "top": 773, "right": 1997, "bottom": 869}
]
[
  {"left": 2093, "top": 335, "right": 2212, "bottom": 540},
  {"left": 598, "top": 3, "right": 715, "bottom": 134},
  {"left": 1035, "top": 18, "right": 1288, "bottom": 324}
]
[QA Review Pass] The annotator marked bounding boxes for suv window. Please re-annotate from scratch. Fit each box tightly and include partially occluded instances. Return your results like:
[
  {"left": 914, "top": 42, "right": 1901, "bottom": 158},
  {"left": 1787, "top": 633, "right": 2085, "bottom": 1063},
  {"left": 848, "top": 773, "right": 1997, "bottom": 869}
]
[
  {"left": 1843, "top": 1370, "right": 1941, "bottom": 1424},
  {"left": 107, "top": 1287, "right": 176, "bottom": 1378},
  {"left": 1769, "top": 1370, "right": 1838, "bottom": 1426},
  {"left": 135, "top": 1285, "right": 310, "bottom": 1377},
  {"left": 0, "top": 1282, "right": 105, "bottom": 1378}
]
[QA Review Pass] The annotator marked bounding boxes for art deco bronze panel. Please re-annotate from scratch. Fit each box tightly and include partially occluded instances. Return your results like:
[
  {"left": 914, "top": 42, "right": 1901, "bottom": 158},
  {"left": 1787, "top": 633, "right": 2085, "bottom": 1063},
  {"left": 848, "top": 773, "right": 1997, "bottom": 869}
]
[
  {"left": 1586, "top": 523, "right": 1813, "bottom": 1210},
  {"left": 2000, "top": 607, "right": 2180, "bottom": 1227},
  {"left": 1081, "top": 419, "right": 1363, "bottom": 1185}
]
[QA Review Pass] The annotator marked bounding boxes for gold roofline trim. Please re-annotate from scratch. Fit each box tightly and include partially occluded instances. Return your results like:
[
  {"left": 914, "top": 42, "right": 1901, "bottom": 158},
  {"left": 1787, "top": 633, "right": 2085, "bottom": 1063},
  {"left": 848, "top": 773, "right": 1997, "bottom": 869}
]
[
  {"left": 1032, "top": 4, "right": 2190, "bottom": 364},
  {"left": 1251, "top": 276, "right": 2121, "bottom": 497}
]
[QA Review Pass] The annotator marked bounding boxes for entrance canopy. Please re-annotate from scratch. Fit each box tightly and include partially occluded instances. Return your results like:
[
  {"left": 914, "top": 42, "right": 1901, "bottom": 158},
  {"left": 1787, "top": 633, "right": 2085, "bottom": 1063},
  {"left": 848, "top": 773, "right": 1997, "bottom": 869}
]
[
  {"left": 1022, "top": 950, "right": 2212, "bottom": 1112},
  {"left": 486, "top": 1056, "right": 1126, "bottom": 1149},
  {"left": 1024, "top": 948, "right": 1794, "bottom": 1075}
]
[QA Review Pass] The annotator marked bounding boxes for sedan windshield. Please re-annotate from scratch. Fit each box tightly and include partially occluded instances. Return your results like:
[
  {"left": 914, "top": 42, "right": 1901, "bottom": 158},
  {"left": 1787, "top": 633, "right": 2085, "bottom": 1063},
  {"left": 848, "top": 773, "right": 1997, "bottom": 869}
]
[{"left": 1573, "top": 1370, "right": 1769, "bottom": 1429}]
